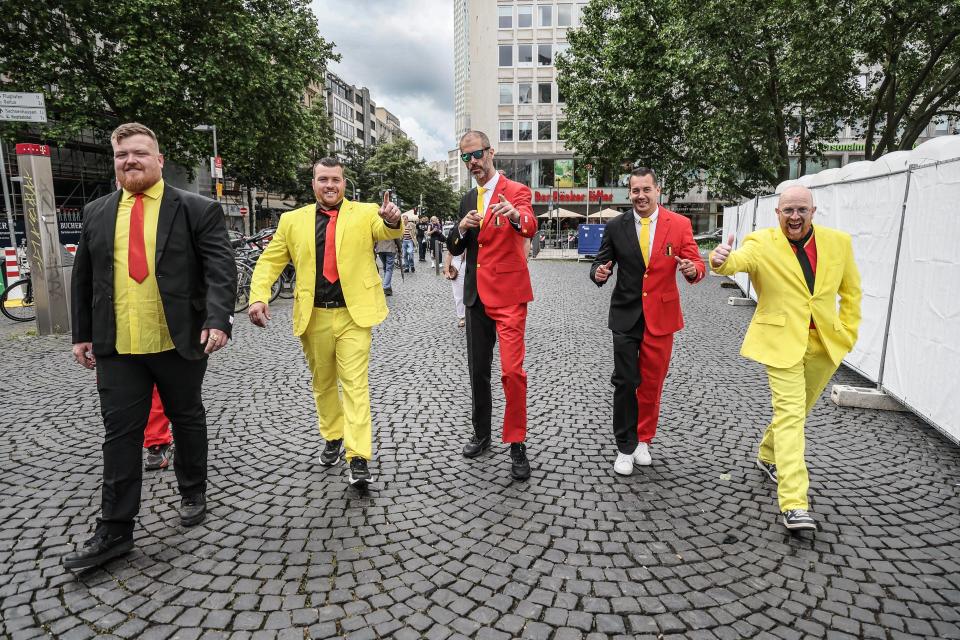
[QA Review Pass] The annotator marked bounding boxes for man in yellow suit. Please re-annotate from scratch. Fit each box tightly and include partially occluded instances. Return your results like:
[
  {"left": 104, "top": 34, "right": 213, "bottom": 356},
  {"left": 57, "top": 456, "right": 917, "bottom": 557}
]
[
  {"left": 710, "top": 185, "right": 861, "bottom": 531},
  {"left": 248, "top": 157, "right": 402, "bottom": 487}
]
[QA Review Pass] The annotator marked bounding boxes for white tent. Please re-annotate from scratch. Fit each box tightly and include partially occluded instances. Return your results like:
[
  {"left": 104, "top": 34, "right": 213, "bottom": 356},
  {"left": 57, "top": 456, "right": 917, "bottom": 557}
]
[
  {"left": 537, "top": 207, "right": 585, "bottom": 219},
  {"left": 585, "top": 207, "right": 621, "bottom": 222}
]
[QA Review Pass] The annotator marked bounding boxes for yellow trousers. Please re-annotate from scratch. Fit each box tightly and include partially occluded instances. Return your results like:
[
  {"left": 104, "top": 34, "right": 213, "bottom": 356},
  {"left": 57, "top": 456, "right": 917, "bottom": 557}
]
[
  {"left": 299, "top": 307, "right": 373, "bottom": 461},
  {"left": 760, "top": 328, "right": 838, "bottom": 511}
]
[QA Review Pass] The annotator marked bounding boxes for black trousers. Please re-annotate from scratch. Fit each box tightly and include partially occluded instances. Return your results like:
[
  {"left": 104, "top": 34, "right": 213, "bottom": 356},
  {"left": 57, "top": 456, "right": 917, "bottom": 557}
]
[
  {"left": 95, "top": 350, "right": 208, "bottom": 535},
  {"left": 418, "top": 238, "right": 427, "bottom": 261},
  {"left": 465, "top": 300, "right": 497, "bottom": 439},
  {"left": 611, "top": 314, "right": 645, "bottom": 454}
]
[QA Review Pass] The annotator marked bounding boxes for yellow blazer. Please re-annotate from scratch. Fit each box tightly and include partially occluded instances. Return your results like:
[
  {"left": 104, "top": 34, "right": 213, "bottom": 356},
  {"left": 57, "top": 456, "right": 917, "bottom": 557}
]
[
  {"left": 250, "top": 199, "right": 403, "bottom": 334},
  {"left": 710, "top": 225, "right": 861, "bottom": 368}
]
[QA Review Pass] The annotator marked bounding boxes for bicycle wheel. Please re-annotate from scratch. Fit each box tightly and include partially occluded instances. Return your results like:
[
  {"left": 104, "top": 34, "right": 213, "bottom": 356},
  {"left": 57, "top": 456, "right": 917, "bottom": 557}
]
[
  {"left": 278, "top": 264, "right": 295, "bottom": 299},
  {"left": 1, "top": 279, "right": 36, "bottom": 322},
  {"left": 269, "top": 275, "right": 282, "bottom": 303},
  {"left": 235, "top": 263, "right": 253, "bottom": 313}
]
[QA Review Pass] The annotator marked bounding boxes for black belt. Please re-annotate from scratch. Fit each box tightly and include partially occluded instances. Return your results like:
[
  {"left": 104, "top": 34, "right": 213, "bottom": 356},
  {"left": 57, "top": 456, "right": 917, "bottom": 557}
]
[{"left": 314, "top": 300, "right": 345, "bottom": 308}]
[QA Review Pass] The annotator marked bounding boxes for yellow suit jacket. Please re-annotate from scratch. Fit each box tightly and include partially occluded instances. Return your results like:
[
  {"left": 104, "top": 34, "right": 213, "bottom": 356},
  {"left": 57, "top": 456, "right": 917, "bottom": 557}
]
[
  {"left": 710, "top": 225, "right": 862, "bottom": 368},
  {"left": 250, "top": 199, "right": 403, "bottom": 334}
]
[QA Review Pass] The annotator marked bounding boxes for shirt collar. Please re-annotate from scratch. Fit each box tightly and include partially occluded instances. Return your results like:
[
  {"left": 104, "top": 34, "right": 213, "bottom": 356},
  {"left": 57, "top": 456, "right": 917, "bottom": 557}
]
[
  {"left": 123, "top": 179, "right": 164, "bottom": 201},
  {"left": 633, "top": 205, "right": 659, "bottom": 225},
  {"left": 317, "top": 198, "right": 344, "bottom": 214}
]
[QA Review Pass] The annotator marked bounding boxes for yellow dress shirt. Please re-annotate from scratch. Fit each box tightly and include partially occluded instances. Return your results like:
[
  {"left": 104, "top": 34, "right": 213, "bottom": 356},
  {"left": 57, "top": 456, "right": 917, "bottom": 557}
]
[{"left": 113, "top": 179, "right": 175, "bottom": 354}]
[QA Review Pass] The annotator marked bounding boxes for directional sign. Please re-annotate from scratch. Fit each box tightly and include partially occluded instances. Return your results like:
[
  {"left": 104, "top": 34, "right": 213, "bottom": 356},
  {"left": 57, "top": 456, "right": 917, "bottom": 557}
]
[{"left": 0, "top": 93, "right": 47, "bottom": 123}]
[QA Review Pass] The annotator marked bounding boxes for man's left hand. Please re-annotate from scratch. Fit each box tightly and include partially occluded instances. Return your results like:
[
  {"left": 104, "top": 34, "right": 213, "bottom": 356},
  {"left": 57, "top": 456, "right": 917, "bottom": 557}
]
[
  {"left": 379, "top": 191, "right": 401, "bottom": 224},
  {"left": 201, "top": 328, "right": 228, "bottom": 354},
  {"left": 675, "top": 256, "right": 698, "bottom": 279},
  {"left": 490, "top": 194, "right": 520, "bottom": 223}
]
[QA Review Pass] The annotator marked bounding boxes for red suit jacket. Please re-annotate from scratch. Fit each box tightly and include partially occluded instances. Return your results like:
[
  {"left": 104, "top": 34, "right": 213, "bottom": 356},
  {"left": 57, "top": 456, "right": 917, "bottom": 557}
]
[
  {"left": 590, "top": 207, "right": 705, "bottom": 335},
  {"left": 447, "top": 175, "right": 537, "bottom": 308}
]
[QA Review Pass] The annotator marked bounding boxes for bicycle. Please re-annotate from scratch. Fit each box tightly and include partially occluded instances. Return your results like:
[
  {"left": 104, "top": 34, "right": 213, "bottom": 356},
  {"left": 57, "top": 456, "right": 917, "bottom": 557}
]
[{"left": 1, "top": 275, "right": 35, "bottom": 322}]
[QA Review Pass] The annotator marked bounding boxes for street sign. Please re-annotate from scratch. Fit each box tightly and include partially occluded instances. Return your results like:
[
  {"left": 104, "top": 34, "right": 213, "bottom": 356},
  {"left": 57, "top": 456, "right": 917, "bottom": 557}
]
[
  {"left": 0, "top": 93, "right": 47, "bottom": 123},
  {"left": 239, "top": 206, "right": 248, "bottom": 216},
  {"left": 210, "top": 156, "right": 223, "bottom": 179}
]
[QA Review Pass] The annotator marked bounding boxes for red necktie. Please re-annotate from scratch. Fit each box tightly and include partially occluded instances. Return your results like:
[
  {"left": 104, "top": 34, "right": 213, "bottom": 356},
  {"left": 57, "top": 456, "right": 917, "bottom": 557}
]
[
  {"left": 128, "top": 193, "right": 148, "bottom": 283},
  {"left": 321, "top": 208, "right": 339, "bottom": 283}
]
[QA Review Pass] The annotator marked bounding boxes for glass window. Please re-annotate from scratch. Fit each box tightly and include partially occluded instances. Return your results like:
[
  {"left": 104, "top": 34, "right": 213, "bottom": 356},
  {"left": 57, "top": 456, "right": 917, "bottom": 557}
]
[
  {"left": 557, "top": 4, "right": 572, "bottom": 26},
  {"left": 517, "top": 4, "right": 532, "bottom": 27},
  {"left": 538, "top": 121, "right": 552, "bottom": 140},
  {"left": 498, "top": 5, "right": 512, "bottom": 28},
  {"left": 518, "top": 44, "right": 533, "bottom": 65},
  {"left": 518, "top": 83, "right": 533, "bottom": 104},
  {"left": 499, "top": 121, "right": 514, "bottom": 142},
  {"left": 539, "top": 159, "right": 555, "bottom": 187},
  {"left": 538, "top": 83, "right": 552, "bottom": 103},
  {"left": 539, "top": 5, "right": 552, "bottom": 26},
  {"left": 518, "top": 121, "right": 533, "bottom": 141},
  {"left": 538, "top": 44, "right": 553, "bottom": 66},
  {"left": 499, "top": 83, "right": 513, "bottom": 105},
  {"left": 499, "top": 45, "right": 513, "bottom": 67}
]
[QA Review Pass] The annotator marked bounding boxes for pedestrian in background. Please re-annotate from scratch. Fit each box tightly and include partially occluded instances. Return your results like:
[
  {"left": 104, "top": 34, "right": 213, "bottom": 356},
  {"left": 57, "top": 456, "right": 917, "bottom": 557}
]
[
  {"left": 375, "top": 237, "right": 399, "bottom": 296},
  {"left": 416, "top": 215, "right": 429, "bottom": 263},
  {"left": 401, "top": 214, "right": 417, "bottom": 273},
  {"left": 428, "top": 216, "right": 444, "bottom": 267},
  {"left": 443, "top": 247, "right": 466, "bottom": 328}
]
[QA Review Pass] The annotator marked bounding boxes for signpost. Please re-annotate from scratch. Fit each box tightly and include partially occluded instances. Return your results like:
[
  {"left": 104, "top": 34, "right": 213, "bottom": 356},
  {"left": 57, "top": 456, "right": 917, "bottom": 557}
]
[{"left": 1, "top": 93, "right": 48, "bottom": 253}]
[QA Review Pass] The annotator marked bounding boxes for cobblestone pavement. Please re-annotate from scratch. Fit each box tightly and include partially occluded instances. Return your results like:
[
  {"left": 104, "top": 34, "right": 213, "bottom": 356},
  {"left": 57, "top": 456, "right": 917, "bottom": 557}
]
[{"left": 2, "top": 260, "right": 959, "bottom": 640}]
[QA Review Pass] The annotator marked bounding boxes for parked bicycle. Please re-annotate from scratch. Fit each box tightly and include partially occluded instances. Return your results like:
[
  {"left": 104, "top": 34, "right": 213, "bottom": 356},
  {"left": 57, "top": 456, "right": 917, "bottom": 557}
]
[
  {"left": 232, "top": 228, "right": 295, "bottom": 312},
  {"left": 0, "top": 274, "right": 35, "bottom": 322}
]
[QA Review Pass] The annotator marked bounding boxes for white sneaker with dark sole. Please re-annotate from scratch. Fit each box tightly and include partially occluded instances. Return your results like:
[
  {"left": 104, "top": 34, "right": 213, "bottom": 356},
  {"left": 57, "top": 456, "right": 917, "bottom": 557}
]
[{"left": 782, "top": 509, "right": 817, "bottom": 531}]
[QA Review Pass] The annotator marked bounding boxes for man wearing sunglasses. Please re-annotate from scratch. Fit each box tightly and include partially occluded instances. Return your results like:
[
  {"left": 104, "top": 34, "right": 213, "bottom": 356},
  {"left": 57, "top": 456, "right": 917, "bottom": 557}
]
[
  {"left": 710, "top": 185, "right": 861, "bottom": 532},
  {"left": 446, "top": 130, "right": 537, "bottom": 481}
]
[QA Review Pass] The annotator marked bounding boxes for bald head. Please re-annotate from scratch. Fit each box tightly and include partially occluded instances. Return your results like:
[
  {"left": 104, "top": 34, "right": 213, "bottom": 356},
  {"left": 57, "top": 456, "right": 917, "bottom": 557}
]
[{"left": 776, "top": 185, "right": 816, "bottom": 241}]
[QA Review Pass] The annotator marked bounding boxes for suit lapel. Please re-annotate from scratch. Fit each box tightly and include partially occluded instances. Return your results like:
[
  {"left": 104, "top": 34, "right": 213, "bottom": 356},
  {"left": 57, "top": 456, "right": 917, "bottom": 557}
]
[
  {"left": 308, "top": 204, "right": 318, "bottom": 267},
  {"left": 154, "top": 186, "right": 179, "bottom": 262},
  {"left": 652, "top": 210, "right": 671, "bottom": 265},
  {"left": 335, "top": 199, "right": 348, "bottom": 256},
  {"left": 811, "top": 226, "right": 828, "bottom": 296},
  {"left": 620, "top": 211, "right": 642, "bottom": 261},
  {"left": 102, "top": 190, "right": 123, "bottom": 262},
  {"left": 774, "top": 228, "right": 809, "bottom": 292}
]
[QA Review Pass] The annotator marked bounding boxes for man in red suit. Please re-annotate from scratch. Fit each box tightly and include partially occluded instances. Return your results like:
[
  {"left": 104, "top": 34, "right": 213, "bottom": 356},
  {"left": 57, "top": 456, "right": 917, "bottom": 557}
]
[
  {"left": 446, "top": 130, "right": 538, "bottom": 480},
  {"left": 591, "top": 168, "right": 705, "bottom": 475}
]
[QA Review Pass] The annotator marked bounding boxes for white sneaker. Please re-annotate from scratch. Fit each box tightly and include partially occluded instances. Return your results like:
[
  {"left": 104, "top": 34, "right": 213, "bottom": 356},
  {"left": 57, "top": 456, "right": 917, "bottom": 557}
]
[
  {"left": 613, "top": 452, "right": 634, "bottom": 476},
  {"left": 633, "top": 442, "right": 652, "bottom": 466}
]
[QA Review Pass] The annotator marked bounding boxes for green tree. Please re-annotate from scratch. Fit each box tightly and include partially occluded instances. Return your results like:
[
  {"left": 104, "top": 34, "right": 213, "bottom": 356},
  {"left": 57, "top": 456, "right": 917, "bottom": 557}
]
[
  {"left": 0, "top": 0, "right": 336, "bottom": 189},
  {"left": 558, "top": 0, "right": 859, "bottom": 198},
  {"left": 341, "top": 141, "right": 379, "bottom": 202},
  {"left": 850, "top": 0, "right": 960, "bottom": 158},
  {"left": 365, "top": 137, "right": 458, "bottom": 219}
]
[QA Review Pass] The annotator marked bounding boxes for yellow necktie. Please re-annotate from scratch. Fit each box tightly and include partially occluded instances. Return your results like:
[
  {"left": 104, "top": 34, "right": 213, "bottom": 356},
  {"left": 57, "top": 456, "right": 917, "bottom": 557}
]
[
  {"left": 639, "top": 217, "right": 651, "bottom": 265},
  {"left": 477, "top": 187, "right": 486, "bottom": 227}
]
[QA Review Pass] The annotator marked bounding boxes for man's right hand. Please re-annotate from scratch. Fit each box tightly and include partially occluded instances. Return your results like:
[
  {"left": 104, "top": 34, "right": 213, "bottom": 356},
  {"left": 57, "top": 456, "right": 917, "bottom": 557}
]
[
  {"left": 72, "top": 342, "right": 96, "bottom": 369},
  {"left": 711, "top": 234, "right": 736, "bottom": 268},
  {"left": 594, "top": 261, "right": 614, "bottom": 283},
  {"left": 248, "top": 302, "right": 271, "bottom": 328},
  {"left": 458, "top": 210, "right": 482, "bottom": 235}
]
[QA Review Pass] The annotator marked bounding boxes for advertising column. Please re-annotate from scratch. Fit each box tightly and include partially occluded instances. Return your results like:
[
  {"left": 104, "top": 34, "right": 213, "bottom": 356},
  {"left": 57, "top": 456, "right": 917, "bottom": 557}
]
[{"left": 15, "top": 143, "right": 70, "bottom": 335}]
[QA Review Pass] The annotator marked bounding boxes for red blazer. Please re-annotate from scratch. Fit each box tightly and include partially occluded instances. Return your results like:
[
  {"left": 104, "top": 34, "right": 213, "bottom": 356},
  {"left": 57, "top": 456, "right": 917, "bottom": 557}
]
[
  {"left": 590, "top": 207, "right": 705, "bottom": 335},
  {"left": 447, "top": 175, "right": 537, "bottom": 308}
]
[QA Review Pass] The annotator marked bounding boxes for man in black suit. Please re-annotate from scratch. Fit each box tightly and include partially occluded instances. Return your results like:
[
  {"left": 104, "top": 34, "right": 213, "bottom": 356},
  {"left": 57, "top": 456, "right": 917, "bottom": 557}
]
[{"left": 65, "top": 122, "right": 236, "bottom": 570}]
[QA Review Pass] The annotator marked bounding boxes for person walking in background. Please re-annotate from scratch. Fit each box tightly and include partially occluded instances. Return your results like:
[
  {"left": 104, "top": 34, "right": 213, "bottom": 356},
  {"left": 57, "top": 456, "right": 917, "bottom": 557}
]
[
  {"left": 416, "top": 215, "right": 429, "bottom": 263},
  {"left": 447, "top": 129, "right": 538, "bottom": 481},
  {"left": 428, "top": 216, "right": 444, "bottom": 268},
  {"left": 443, "top": 247, "right": 467, "bottom": 328},
  {"left": 590, "top": 168, "right": 705, "bottom": 477},
  {"left": 67, "top": 122, "right": 236, "bottom": 570},
  {"left": 375, "top": 237, "right": 399, "bottom": 296},
  {"left": 710, "top": 185, "right": 861, "bottom": 531},
  {"left": 401, "top": 213, "right": 417, "bottom": 273},
  {"left": 247, "top": 158, "right": 402, "bottom": 489}
]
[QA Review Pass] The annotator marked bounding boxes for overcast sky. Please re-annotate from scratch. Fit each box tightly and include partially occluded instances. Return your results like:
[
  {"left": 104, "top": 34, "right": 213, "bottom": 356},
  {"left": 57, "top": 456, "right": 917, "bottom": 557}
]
[{"left": 310, "top": 0, "right": 455, "bottom": 162}]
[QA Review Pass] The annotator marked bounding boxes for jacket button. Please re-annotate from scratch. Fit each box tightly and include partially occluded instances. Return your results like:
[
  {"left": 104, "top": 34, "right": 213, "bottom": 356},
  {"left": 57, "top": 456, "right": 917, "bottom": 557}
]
[
  {"left": 643, "top": 274, "right": 648, "bottom": 279},
  {"left": 477, "top": 264, "right": 481, "bottom": 268},
  {"left": 478, "top": 243, "right": 483, "bottom": 248},
  {"left": 642, "top": 292, "right": 647, "bottom": 297}
]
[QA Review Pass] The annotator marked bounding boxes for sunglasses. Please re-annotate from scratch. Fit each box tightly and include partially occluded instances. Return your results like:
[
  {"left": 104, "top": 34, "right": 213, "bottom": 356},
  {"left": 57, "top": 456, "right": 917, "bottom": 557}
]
[{"left": 460, "top": 147, "right": 490, "bottom": 163}]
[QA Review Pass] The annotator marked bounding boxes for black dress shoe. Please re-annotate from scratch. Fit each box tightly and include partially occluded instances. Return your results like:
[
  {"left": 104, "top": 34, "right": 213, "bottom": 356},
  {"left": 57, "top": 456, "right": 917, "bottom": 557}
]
[
  {"left": 510, "top": 443, "right": 531, "bottom": 481},
  {"left": 462, "top": 435, "right": 491, "bottom": 458},
  {"left": 63, "top": 528, "right": 133, "bottom": 570},
  {"left": 179, "top": 493, "right": 206, "bottom": 527}
]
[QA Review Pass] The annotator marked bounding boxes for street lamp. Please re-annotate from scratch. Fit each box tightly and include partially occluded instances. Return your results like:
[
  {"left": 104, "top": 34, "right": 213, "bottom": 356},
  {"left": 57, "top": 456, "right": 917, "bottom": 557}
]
[
  {"left": 343, "top": 176, "right": 359, "bottom": 201},
  {"left": 193, "top": 124, "right": 219, "bottom": 203}
]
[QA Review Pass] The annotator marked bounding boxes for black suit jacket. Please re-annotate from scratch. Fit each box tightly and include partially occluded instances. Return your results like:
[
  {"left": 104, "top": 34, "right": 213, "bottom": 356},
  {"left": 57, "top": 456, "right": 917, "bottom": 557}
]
[
  {"left": 71, "top": 184, "right": 237, "bottom": 360},
  {"left": 590, "top": 211, "right": 648, "bottom": 332}
]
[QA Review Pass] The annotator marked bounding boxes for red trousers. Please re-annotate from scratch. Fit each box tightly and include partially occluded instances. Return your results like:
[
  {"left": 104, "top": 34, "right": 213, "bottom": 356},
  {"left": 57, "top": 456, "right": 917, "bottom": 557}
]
[
  {"left": 143, "top": 385, "right": 172, "bottom": 448},
  {"left": 636, "top": 329, "right": 674, "bottom": 443}
]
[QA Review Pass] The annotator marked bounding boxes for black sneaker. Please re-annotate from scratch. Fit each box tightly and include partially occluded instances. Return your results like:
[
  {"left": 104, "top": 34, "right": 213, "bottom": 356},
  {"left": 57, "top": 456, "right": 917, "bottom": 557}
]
[
  {"left": 319, "top": 439, "right": 343, "bottom": 466},
  {"left": 179, "top": 493, "right": 207, "bottom": 527},
  {"left": 462, "top": 435, "right": 490, "bottom": 458},
  {"left": 348, "top": 457, "right": 371, "bottom": 487},
  {"left": 63, "top": 526, "right": 134, "bottom": 570},
  {"left": 756, "top": 458, "right": 777, "bottom": 483},
  {"left": 510, "top": 443, "right": 531, "bottom": 481},
  {"left": 782, "top": 509, "right": 817, "bottom": 531},
  {"left": 384, "top": 287, "right": 393, "bottom": 296},
  {"left": 144, "top": 443, "right": 174, "bottom": 470}
]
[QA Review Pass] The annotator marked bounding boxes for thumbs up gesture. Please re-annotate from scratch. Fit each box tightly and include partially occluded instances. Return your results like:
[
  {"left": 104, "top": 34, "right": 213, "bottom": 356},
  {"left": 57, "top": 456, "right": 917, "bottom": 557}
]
[
  {"left": 490, "top": 193, "right": 520, "bottom": 223},
  {"left": 710, "top": 233, "right": 736, "bottom": 268},
  {"left": 379, "top": 190, "right": 400, "bottom": 224}
]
